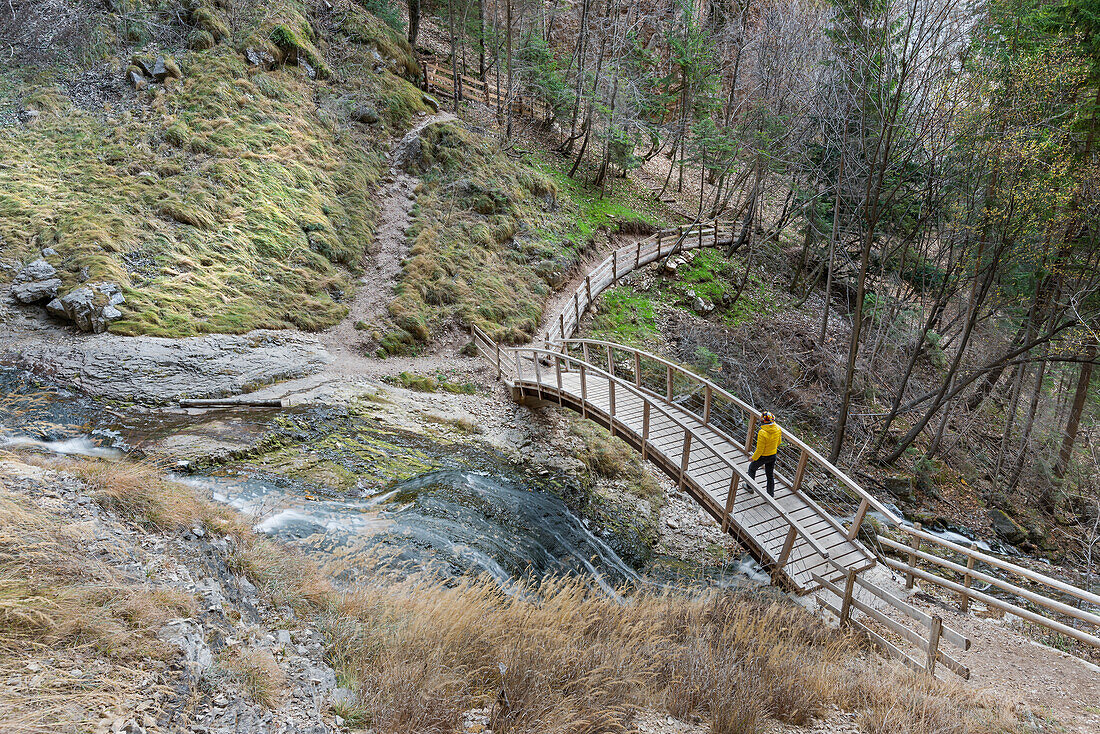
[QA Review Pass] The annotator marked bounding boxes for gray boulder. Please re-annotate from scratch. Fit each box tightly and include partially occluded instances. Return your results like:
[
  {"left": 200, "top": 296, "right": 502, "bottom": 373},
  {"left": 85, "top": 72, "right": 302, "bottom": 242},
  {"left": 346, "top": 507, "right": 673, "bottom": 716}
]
[
  {"left": 11, "top": 278, "right": 61, "bottom": 304},
  {"left": 421, "top": 93, "right": 440, "bottom": 112},
  {"left": 11, "top": 259, "right": 62, "bottom": 303},
  {"left": 989, "top": 509, "right": 1027, "bottom": 545},
  {"left": 692, "top": 296, "right": 714, "bottom": 314},
  {"left": 55, "top": 283, "right": 125, "bottom": 333},
  {"left": 14, "top": 258, "right": 56, "bottom": 283}
]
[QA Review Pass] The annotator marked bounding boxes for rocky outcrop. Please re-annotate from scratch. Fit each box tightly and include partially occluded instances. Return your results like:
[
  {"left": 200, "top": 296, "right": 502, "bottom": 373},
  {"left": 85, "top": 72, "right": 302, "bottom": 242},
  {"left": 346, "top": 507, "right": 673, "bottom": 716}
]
[
  {"left": 46, "top": 282, "right": 125, "bottom": 333},
  {"left": 10, "top": 258, "right": 61, "bottom": 303},
  {"left": 4, "top": 320, "right": 331, "bottom": 403}
]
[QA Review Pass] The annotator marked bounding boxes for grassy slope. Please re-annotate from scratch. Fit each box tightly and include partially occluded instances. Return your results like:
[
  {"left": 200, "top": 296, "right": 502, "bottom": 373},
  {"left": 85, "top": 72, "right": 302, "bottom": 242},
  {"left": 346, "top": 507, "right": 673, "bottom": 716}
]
[
  {"left": 0, "top": 0, "right": 426, "bottom": 336},
  {"left": 383, "top": 126, "right": 666, "bottom": 351}
]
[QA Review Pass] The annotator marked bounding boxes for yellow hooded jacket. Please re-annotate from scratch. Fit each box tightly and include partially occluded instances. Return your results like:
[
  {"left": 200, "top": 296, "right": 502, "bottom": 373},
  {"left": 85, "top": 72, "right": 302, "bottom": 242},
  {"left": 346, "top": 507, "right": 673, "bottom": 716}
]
[{"left": 751, "top": 423, "right": 782, "bottom": 461}]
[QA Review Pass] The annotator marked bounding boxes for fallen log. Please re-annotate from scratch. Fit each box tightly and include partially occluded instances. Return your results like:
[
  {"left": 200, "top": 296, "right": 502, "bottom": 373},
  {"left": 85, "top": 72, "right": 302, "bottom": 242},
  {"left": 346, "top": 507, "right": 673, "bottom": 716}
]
[{"left": 179, "top": 398, "right": 284, "bottom": 408}]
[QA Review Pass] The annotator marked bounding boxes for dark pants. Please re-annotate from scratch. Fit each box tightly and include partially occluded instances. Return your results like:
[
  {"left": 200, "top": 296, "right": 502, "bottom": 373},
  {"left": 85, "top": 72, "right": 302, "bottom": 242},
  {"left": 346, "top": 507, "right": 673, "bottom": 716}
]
[{"left": 749, "top": 454, "right": 777, "bottom": 496}]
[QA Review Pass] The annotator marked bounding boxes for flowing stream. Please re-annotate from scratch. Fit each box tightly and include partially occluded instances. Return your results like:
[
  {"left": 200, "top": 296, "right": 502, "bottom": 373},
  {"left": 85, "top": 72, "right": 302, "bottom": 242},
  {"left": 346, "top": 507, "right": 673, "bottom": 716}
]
[{"left": 0, "top": 367, "right": 768, "bottom": 592}]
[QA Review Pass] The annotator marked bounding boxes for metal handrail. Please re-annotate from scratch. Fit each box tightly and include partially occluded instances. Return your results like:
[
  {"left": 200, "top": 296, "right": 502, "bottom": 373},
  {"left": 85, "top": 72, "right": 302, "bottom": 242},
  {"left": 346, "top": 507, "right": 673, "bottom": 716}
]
[{"left": 509, "top": 346, "right": 833, "bottom": 562}]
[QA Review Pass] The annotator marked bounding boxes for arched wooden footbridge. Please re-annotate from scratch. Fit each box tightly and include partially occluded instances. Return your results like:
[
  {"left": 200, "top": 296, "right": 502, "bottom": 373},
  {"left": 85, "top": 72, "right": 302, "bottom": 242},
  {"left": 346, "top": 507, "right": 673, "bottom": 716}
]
[
  {"left": 471, "top": 222, "right": 900, "bottom": 594},
  {"left": 470, "top": 222, "right": 1100, "bottom": 677}
]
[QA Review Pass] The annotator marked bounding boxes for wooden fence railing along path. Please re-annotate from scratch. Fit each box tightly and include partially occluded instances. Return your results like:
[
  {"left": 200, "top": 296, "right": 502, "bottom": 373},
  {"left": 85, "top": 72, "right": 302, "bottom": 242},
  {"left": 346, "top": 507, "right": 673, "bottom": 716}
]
[
  {"left": 424, "top": 62, "right": 551, "bottom": 119},
  {"left": 468, "top": 219, "right": 1100, "bottom": 675}
]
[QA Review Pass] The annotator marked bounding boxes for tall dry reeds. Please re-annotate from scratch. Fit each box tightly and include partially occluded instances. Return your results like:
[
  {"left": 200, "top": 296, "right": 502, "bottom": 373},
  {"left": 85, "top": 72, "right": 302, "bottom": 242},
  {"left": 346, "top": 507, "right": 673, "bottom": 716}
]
[{"left": 320, "top": 576, "right": 1019, "bottom": 734}]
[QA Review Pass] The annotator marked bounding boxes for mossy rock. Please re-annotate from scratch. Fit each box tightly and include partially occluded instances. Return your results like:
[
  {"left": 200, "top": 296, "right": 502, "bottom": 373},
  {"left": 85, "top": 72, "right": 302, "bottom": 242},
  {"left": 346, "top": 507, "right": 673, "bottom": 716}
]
[
  {"left": 188, "top": 29, "right": 216, "bottom": 50},
  {"left": 191, "top": 7, "right": 230, "bottom": 41},
  {"left": 269, "top": 24, "right": 332, "bottom": 80}
]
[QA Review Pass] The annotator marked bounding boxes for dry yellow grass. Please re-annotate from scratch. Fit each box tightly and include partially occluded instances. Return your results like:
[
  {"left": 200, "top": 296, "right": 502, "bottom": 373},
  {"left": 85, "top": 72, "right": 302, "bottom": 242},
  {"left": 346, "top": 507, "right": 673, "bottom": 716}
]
[
  {"left": 220, "top": 648, "right": 288, "bottom": 708},
  {"left": 1, "top": 454, "right": 1021, "bottom": 734},
  {"left": 319, "top": 575, "right": 1020, "bottom": 734}
]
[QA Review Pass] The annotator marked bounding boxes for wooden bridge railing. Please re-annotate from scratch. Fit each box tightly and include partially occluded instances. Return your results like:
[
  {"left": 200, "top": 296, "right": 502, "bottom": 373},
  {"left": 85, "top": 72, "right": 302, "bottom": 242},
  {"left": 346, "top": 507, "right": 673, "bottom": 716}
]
[
  {"left": 815, "top": 570, "right": 971, "bottom": 679},
  {"left": 472, "top": 213, "right": 1100, "bottom": 657},
  {"left": 880, "top": 524, "right": 1100, "bottom": 650},
  {"left": 501, "top": 341, "right": 836, "bottom": 574},
  {"left": 547, "top": 221, "right": 733, "bottom": 347},
  {"left": 425, "top": 62, "right": 552, "bottom": 118},
  {"left": 557, "top": 339, "right": 905, "bottom": 542}
]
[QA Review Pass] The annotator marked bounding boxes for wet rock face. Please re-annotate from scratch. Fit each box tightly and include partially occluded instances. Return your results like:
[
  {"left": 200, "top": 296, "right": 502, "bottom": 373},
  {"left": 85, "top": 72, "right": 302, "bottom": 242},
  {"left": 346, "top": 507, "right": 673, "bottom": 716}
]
[{"left": 5, "top": 324, "right": 331, "bottom": 404}]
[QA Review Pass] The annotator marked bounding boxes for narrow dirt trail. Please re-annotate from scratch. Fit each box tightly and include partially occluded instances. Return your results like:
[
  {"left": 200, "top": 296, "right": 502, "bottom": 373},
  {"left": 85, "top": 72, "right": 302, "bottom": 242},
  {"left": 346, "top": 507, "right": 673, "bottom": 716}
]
[{"left": 321, "top": 111, "right": 455, "bottom": 363}]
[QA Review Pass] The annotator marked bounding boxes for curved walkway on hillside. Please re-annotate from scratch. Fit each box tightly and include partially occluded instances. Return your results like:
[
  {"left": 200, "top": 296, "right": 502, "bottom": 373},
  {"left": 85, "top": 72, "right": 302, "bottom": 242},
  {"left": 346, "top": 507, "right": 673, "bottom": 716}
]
[{"left": 472, "top": 222, "right": 899, "bottom": 593}]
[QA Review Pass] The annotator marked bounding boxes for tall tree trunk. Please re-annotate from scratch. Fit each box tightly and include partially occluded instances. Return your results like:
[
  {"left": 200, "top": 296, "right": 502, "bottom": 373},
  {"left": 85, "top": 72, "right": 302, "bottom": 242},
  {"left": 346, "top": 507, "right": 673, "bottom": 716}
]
[
  {"left": 505, "top": 0, "right": 513, "bottom": 137},
  {"left": 408, "top": 0, "right": 420, "bottom": 48},
  {"left": 1055, "top": 346, "right": 1096, "bottom": 480}
]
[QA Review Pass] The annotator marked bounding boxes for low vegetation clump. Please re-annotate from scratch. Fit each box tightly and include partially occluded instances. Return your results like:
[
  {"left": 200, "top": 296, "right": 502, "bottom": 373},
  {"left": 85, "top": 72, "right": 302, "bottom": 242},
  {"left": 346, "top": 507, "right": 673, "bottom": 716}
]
[
  {"left": 389, "top": 370, "right": 478, "bottom": 394},
  {"left": 0, "top": 0, "right": 425, "bottom": 336},
  {"left": 571, "top": 418, "right": 662, "bottom": 506}
]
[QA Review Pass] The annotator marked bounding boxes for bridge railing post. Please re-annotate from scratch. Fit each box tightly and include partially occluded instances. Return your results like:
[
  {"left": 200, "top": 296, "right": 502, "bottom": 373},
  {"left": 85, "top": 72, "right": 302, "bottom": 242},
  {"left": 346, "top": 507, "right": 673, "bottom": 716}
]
[
  {"left": 641, "top": 401, "right": 651, "bottom": 461},
  {"left": 579, "top": 363, "right": 588, "bottom": 419},
  {"left": 791, "top": 447, "right": 808, "bottom": 493},
  {"left": 961, "top": 544, "right": 976, "bottom": 612},
  {"left": 771, "top": 525, "right": 798, "bottom": 584},
  {"left": 678, "top": 430, "right": 692, "bottom": 492},
  {"left": 745, "top": 414, "right": 758, "bottom": 452},
  {"left": 722, "top": 472, "right": 739, "bottom": 532},
  {"left": 555, "top": 355, "right": 563, "bottom": 407},
  {"left": 839, "top": 568, "right": 857, "bottom": 626},
  {"left": 925, "top": 615, "right": 943, "bottom": 676},
  {"left": 906, "top": 522, "right": 922, "bottom": 590},
  {"left": 608, "top": 379, "right": 617, "bottom": 437},
  {"left": 633, "top": 352, "right": 641, "bottom": 387},
  {"left": 847, "top": 498, "right": 870, "bottom": 540}
]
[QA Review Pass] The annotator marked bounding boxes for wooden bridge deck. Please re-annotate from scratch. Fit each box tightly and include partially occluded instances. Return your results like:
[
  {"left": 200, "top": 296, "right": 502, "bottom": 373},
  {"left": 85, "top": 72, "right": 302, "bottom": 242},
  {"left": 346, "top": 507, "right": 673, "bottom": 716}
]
[
  {"left": 513, "top": 363, "right": 875, "bottom": 592},
  {"left": 470, "top": 222, "right": 889, "bottom": 593}
]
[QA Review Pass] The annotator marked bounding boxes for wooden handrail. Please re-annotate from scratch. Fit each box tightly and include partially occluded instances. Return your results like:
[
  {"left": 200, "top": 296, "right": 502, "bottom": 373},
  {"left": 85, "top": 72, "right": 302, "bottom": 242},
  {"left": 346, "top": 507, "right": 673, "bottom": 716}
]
[
  {"left": 880, "top": 555, "right": 1100, "bottom": 649},
  {"left": 878, "top": 535, "right": 1100, "bottom": 630},
  {"left": 896, "top": 524, "right": 1100, "bottom": 610},
  {"left": 563, "top": 338, "right": 903, "bottom": 526},
  {"left": 509, "top": 346, "right": 833, "bottom": 562}
]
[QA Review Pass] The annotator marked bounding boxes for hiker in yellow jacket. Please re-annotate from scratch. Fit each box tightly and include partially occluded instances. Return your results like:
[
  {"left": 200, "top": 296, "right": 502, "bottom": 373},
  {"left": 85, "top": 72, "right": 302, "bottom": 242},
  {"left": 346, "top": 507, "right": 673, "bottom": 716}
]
[{"left": 749, "top": 411, "right": 781, "bottom": 497}]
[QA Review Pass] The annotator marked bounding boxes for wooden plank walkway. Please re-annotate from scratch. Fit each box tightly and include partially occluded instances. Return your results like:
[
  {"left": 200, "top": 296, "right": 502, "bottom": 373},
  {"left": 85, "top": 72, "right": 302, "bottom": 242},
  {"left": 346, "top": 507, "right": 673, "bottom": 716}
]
[
  {"left": 510, "top": 360, "right": 875, "bottom": 592},
  {"left": 468, "top": 222, "right": 896, "bottom": 593}
]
